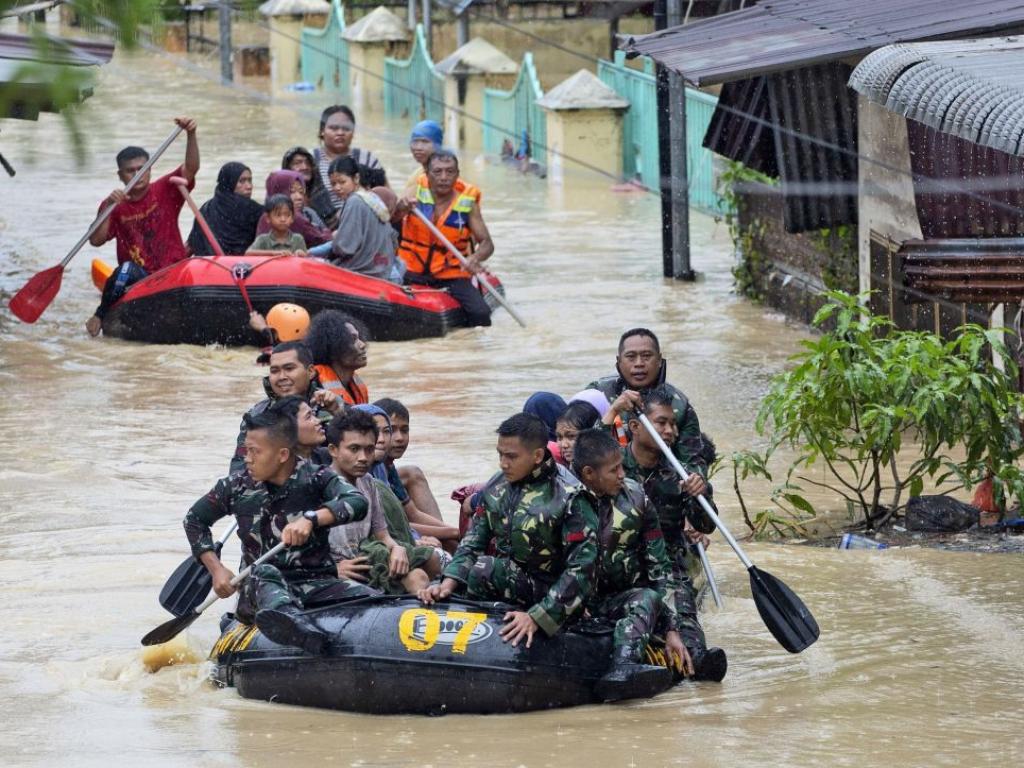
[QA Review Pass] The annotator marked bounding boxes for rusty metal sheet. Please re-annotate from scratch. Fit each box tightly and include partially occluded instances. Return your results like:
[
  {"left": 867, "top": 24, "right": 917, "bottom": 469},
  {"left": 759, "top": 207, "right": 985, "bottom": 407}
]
[
  {"left": 907, "top": 120, "right": 1024, "bottom": 239},
  {"left": 900, "top": 238, "right": 1024, "bottom": 303}
]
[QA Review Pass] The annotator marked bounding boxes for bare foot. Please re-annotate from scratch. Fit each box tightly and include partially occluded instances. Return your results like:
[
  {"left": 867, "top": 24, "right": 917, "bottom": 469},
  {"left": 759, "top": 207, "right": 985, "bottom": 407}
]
[{"left": 85, "top": 315, "right": 102, "bottom": 337}]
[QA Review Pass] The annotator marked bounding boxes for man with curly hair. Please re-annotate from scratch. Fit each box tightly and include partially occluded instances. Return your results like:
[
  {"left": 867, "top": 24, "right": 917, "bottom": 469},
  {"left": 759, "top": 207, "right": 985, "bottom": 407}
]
[{"left": 305, "top": 309, "right": 370, "bottom": 406}]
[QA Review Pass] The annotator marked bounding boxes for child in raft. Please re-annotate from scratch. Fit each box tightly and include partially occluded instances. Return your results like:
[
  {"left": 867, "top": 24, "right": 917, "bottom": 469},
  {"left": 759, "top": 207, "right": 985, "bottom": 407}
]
[
  {"left": 306, "top": 157, "right": 402, "bottom": 283},
  {"left": 247, "top": 194, "right": 307, "bottom": 254}
]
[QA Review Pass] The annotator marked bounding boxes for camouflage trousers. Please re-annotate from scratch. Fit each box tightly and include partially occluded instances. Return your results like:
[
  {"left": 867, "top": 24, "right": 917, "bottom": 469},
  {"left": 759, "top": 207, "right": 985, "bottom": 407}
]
[
  {"left": 590, "top": 587, "right": 662, "bottom": 660},
  {"left": 667, "top": 547, "right": 706, "bottom": 655},
  {"left": 236, "top": 564, "right": 379, "bottom": 623},
  {"left": 462, "top": 555, "right": 551, "bottom": 607}
]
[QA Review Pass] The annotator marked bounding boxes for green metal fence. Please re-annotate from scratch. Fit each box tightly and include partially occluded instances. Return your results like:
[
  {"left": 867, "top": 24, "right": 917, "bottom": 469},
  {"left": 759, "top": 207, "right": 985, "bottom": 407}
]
[
  {"left": 300, "top": 0, "right": 349, "bottom": 97},
  {"left": 684, "top": 88, "right": 724, "bottom": 214},
  {"left": 481, "top": 52, "right": 546, "bottom": 161},
  {"left": 383, "top": 24, "right": 444, "bottom": 123},
  {"left": 598, "top": 53, "right": 659, "bottom": 189},
  {"left": 598, "top": 51, "right": 727, "bottom": 215}
]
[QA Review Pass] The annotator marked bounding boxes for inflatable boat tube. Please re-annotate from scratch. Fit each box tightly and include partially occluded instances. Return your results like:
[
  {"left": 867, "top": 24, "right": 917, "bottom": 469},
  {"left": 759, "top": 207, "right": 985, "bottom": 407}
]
[
  {"left": 97, "top": 256, "right": 505, "bottom": 345},
  {"left": 210, "top": 595, "right": 679, "bottom": 715}
]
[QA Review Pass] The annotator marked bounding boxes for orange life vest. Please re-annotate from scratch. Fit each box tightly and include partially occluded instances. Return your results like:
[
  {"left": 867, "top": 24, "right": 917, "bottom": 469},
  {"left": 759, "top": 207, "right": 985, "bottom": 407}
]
[
  {"left": 398, "top": 176, "right": 481, "bottom": 280},
  {"left": 313, "top": 364, "right": 369, "bottom": 406}
]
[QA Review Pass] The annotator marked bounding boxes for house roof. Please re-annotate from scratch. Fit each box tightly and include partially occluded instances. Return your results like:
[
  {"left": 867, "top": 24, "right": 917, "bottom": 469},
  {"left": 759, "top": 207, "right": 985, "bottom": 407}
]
[
  {"left": 849, "top": 36, "right": 1024, "bottom": 157},
  {"left": 435, "top": 38, "right": 518, "bottom": 76},
  {"left": 620, "top": 0, "right": 1024, "bottom": 86},
  {"left": 258, "top": 0, "right": 330, "bottom": 17},
  {"left": 342, "top": 6, "right": 409, "bottom": 43},
  {"left": 0, "top": 31, "right": 113, "bottom": 66},
  {"left": 0, "top": 32, "right": 113, "bottom": 119},
  {"left": 537, "top": 69, "right": 629, "bottom": 110}
]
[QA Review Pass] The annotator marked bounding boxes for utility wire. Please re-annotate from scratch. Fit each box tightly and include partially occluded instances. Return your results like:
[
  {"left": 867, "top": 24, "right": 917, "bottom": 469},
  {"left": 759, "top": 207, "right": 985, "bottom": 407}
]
[{"left": 51, "top": 5, "right": 1024, "bottom": 317}]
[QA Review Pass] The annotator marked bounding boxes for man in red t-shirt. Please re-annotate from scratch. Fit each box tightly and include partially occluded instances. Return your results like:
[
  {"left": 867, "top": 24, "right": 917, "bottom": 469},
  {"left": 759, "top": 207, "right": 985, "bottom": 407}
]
[{"left": 85, "top": 116, "right": 200, "bottom": 336}]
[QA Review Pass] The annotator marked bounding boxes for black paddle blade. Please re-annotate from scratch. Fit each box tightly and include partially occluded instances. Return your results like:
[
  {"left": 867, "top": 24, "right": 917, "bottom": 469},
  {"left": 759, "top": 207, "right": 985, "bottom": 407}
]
[
  {"left": 141, "top": 610, "right": 202, "bottom": 647},
  {"left": 748, "top": 565, "right": 820, "bottom": 653},
  {"left": 159, "top": 556, "right": 214, "bottom": 618}
]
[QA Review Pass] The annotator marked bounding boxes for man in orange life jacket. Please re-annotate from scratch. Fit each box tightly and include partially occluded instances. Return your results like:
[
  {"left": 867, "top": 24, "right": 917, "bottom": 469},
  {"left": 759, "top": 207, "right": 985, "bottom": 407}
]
[
  {"left": 398, "top": 149, "right": 494, "bottom": 327},
  {"left": 305, "top": 310, "right": 370, "bottom": 406}
]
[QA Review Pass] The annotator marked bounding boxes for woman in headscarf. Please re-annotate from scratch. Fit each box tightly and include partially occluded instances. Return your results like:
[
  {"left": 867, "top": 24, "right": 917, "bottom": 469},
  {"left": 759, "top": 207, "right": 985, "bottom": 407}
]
[
  {"left": 187, "top": 162, "right": 264, "bottom": 255},
  {"left": 282, "top": 146, "right": 335, "bottom": 228},
  {"left": 255, "top": 170, "right": 332, "bottom": 248},
  {"left": 523, "top": 392, "right": 568, "bottom": 442}
]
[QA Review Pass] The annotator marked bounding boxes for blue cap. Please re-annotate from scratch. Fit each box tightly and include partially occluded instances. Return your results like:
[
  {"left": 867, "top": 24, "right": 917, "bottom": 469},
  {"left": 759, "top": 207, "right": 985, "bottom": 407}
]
[{"left": 410, "top": 120, "right": 443, "bottom": 147}]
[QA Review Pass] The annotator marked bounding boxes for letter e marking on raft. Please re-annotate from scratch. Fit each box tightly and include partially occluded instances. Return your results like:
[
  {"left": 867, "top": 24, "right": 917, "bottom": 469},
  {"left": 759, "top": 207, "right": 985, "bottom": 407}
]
[
  {"left": 398, "top": 608, "right": 491, "bottom": 653},
  {"left": 399, "top": 608, "right": 440, "bottom": 651}
]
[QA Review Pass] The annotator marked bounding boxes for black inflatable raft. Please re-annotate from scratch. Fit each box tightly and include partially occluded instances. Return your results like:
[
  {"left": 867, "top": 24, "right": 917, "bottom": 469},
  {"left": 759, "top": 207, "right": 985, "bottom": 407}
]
[{"left": 210, "top": 595, "right": 680, "bottom": 715}]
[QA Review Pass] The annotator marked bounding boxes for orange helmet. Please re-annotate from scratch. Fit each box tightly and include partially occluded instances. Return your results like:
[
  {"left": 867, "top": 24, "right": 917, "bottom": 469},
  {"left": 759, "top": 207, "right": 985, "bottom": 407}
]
[{"left": 266, "top": 303, "right": 310, "bottom": 341}]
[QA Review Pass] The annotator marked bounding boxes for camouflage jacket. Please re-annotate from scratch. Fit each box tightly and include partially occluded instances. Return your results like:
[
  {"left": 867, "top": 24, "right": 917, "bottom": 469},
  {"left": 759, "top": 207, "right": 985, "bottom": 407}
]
[
  {"left": 229, "top": 377, "right": 334, "bottom": 474},
  {"left": 184, "top": 459, "right": 368, "bottom": 580},
  {"left": 588, "top": 478, "right": 678, "bottom": 629},
  {"left": 588, "top": 373, "right": 708, "bottom": 480},
  {"left": 621, "top": 444, "right": 716, "bottom": 553},
  {"left": 445, "top": 456, "right": 599, "bottom": 636}
]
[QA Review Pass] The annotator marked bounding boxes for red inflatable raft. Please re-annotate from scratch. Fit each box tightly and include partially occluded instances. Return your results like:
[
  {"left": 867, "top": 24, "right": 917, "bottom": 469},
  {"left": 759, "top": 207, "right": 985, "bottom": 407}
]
[{"left": 95, "top": 255, "right": 504, "bottom": 345}]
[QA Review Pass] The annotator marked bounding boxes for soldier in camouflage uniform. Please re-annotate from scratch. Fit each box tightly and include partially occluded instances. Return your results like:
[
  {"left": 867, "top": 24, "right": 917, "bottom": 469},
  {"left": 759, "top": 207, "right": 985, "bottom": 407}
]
[
  {"left": 622, "top": 385, "right": 727, "bottom": 682},
  {"left": 588, "top": 327, "right": 707, "bottom": 482},
  {"left": 230, "top": 341, "right": 341, "bottom": 473},
  {"left": 572, "top": 429, "right": 692, "bottom": 699},
  {"left": 419, "top": 413, "right": 598, "bottom": 648},
  {"left": 185, "top": 402, "right": 371, "bottom": 654}
]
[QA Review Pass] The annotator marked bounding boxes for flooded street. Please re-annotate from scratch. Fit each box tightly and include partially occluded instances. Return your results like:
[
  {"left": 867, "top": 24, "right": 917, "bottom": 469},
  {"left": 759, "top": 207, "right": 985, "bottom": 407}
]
[{"left": 1, "top": 47, "right": 1022, "bottom": 767}]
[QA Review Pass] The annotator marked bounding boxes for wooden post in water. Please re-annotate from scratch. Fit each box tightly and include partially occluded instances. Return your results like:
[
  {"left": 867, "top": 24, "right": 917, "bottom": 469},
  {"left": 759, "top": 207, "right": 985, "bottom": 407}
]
[{"left": 218, "top": 0, "right": 233, "bottom": 83}]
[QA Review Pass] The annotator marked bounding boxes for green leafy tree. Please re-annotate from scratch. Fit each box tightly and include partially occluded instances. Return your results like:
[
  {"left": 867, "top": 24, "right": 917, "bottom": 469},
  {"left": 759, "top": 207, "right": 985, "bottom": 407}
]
[{"left": 732, "top": 291, "right": 1024, "bottom": 533}]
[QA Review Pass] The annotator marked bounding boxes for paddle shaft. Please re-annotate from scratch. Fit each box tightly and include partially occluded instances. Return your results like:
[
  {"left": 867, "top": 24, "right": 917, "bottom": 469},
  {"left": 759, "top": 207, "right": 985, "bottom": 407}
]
[
  {"left": 411, "top": 208, "right": 527, "bottom": 328},
  {"left": 173, "top": 178, "right": 255, "bottom": 313},
  {"left": 172, "top": 178, "right": 225, "bottom": 258},
  {"left": 694, "top": 541, "right": 724, "bottom": 609},
  {"left": 64, "top": 126, "right": 184, "bottom": 270},
  {"left": 191, "top": 541, "right": 286, "bottom": 616},
  {"left": 638, "top": 414, "right": 754, "bottom": 570}
]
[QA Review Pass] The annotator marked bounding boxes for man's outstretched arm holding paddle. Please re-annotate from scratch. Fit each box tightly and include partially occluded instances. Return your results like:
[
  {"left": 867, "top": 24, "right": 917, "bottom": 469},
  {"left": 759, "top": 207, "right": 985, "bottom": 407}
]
[
  {"left": 84, "top": 117, "right": 199, "bottom": 336},
  {"left": 89, "top": 117, "right": 198, "bottom": 248}
]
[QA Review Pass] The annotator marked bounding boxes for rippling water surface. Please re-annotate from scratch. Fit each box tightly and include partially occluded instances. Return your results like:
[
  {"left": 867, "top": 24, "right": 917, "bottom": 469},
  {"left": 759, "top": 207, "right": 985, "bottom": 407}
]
[{"left": 1, "top": 45, "right": 1021, "bottom": 768}]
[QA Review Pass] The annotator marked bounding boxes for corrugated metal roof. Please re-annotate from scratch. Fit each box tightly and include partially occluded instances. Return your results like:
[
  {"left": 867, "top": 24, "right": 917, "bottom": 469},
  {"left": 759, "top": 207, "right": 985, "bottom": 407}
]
[
  {"left": 900, "top": 237, "right": 1024, "bottom": 303},
  {"left": 621, "top": 0, "right": 1024, "bottom": 86},
  {"left": 703, "top": 62, "right": 856, "bottom": 233},
  {"left": 906, "top": 119, "right": 1024, "bottom": 239},
  {"left": 0, "top": 32, "right": 113, "bottom": 66},
  {"left": 850, "top": 37, "right": 1024, "bottom": 157}
]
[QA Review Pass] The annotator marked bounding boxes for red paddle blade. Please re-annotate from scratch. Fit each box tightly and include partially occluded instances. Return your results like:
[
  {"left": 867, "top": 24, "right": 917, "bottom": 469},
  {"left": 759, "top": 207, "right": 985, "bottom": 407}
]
[{"left": 9, "top": 265, "right": 65, "bottom": 323}]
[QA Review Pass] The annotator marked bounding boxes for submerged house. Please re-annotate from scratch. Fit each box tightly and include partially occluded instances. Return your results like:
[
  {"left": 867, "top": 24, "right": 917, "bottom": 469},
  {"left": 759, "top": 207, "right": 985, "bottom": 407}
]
[{"left": 621, "top": 0, "right": 1024, "bottom": 330}]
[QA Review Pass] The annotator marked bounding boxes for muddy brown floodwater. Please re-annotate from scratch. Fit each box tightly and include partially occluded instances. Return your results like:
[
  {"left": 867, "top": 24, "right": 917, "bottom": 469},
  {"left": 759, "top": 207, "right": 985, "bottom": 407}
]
[{"left": 0, "top": 45, "right": 1022, "bottom": 768}]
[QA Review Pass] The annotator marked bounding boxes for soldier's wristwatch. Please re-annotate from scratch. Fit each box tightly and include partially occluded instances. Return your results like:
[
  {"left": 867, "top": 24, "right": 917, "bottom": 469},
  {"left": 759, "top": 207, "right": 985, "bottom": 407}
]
[{"left": 302, "top": 510, "right": 319, "bottom": 529}]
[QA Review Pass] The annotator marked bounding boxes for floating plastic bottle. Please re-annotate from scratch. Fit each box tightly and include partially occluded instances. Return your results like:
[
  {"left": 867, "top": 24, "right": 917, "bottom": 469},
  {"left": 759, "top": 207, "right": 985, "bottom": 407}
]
[{"left": 839, "top": 533, "right": 888, "bottom": 550}]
